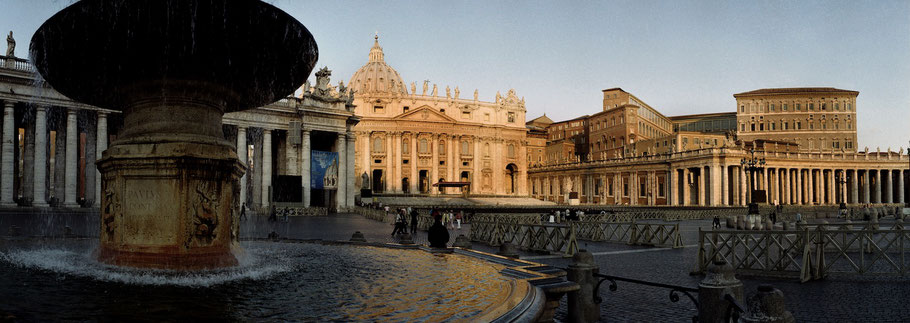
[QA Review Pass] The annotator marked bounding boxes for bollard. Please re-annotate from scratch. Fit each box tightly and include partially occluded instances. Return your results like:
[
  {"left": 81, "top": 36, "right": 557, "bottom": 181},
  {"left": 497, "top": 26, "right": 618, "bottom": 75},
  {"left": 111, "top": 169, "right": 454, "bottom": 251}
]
[
  {"left": 754, "top": 221, "right": 763, "bottom": 231},
  {"left": 782, "top": 222, "right": 790, "bottom": 230},
  {"left": 567, "top": 249, "right": 600, "bottom": 323},
  {"left": 737, "top": 215, "right": 746, "bottom": 230},
  {"left": 764, "top": 220, "right": 773, "bottom": 231},
  {"left": 397, "top": 232, "right": 415, "bottom": 245},
  {"left": 497, "top": 242, "right": 519, "bottom": 259},
  {"left": 871, "top": 212, "right": 880, "bottom": 230},
  {"left": 349, "top": 231, "right": 366, "bottom": 242},
  {"left": 726, "top": 216, "right": 734, "bottom": 229},
  {"left": 452, "top": 234, "right": 472, "bottom": 249},
  {"left": 740, "top": 285, "right": 795, "bottom": 323},
  {"left": 698, "top": 259, "right": 744, "bottom": 323}
]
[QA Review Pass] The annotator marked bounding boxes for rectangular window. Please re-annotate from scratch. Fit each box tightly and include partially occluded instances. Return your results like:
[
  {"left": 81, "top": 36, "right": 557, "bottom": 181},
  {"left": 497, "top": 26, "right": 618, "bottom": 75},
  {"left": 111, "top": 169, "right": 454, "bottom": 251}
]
[
  {"left": 373, "top": 106, "right": 384, "bottom": 113},
  {"left": 847, "top": 103, "right": 852, "bottom": 111},
  {"left": 783, "top": 104, "right": 788, "bottom": 111},
  {"left": 797, "top": 122, "right": 801, "bottom": 129},
  {"left": 507, "top": 112, "right": 516, "bottom": 123},
  {"left": 403, "top": 106, "right": 410, "bottom": 112},
  {"left": 484, "top": 113, "right": 490, "bottom": 121},
  {"left": 607, "top": 180, "right": 614, "bottom": 196},
  {"left": 770, "top": 104, "right": 775, "bottom": 112},
  {"left": 639, "top": 179, "right": 646, "bottom": 197},
  {"left": 771, "top": 123, "right": 776, "bottom": 130},
  {"left": 796, "top": 104, "right": 801, "bottom": 111},
  {"left": 846, "top": 141, "right": 853, "bottom": 149},
  {"left": 760, "top": 123, "right": 764, "bottom": 131},
  {"left": 623, "top": 179, "right": 629, "bottom": 197},
  {"left": 784, "top": 122, "right": 788, "bottom": 130},
  {"left": 809, "top": 103, "right": 814, "bottom": 110},
  {"left": 658, "top": 181, "right": 666, "bottom": 197},
  {"left": 462, "top": 111, "right": 471, "bottom": 119},
  {"left": 834, "top": 103, "right": 839, "bottom": 110}
]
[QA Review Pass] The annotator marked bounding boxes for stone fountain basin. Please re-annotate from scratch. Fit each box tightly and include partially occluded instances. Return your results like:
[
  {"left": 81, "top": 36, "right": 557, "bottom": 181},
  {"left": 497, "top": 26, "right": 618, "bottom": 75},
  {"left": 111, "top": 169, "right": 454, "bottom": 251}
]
[{"left": 0, "top": 239, "right": 555, "bottom": 321}]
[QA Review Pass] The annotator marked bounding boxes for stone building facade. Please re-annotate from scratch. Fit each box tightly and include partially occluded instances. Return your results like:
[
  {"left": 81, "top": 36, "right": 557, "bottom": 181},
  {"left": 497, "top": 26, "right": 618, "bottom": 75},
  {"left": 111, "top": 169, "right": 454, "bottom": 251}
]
[
  {"left": 530, "top": 87, "right": 909, "bottom": 206},
  {"left": 0, "top": 45, "right": 357, "bottom": 211},
  {"left": 348, "top": 37, "right": 529, "bottom": 196}
]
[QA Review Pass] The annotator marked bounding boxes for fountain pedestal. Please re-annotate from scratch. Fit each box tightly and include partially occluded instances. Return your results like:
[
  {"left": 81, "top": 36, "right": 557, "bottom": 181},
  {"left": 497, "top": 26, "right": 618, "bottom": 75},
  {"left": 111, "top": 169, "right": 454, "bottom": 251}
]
[{"left": 30, "top": 0, "right": 318, "bottom": 270}]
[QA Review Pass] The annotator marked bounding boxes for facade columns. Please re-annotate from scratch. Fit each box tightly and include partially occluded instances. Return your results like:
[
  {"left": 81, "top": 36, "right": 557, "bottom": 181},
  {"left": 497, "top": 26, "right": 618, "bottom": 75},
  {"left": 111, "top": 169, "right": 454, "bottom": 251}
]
[
  {"left": 95, "top": 111, "right": 108, "bottom": 207},
  {"left": 782, "top": 168, "right": 790, "bottom": 205},
  {"left": 392, "top": 132, "right": 401, "bottom": 193},
  {"left": 33, "top": 106, "right": 48, "bottom": 207},
  {"left": 300, "top": 130, "right": 311, "bottom": 207},
  {"left": 336, "top": 133, "right": 347, "bottom": 209},
  {"left": 863, "top": 170, "right": 870, "bottom": 204},
  {"left": 261, "top": 129, "right": 272, "bottom": 208},
  {"left": 721, "top": 166, "right": 729, "bottom": 206},
  {"left": 851, "top": 169, "right": 859, "bottom": 204},
  {"left": 697, "top": 167, "right": 705, "bottom": 206},
  {"left": 385, "top": 132, "right": 392, "bottom": 192},
  {"left": 346, "top": 133, "right": 356, "bottom": 207},
  {"left": 884, "top": 169, "right": 893, "bottom": 204},
  {"left": 431, "top": 134, "right": 439, "bottom": 194},
  {"left": 410, "top": 133, "right": 418, "bottom": 193},
  {"left": 472, "top": 139, "right": 481, "bottom": 194},
  {"left": 669, "top": 168, "right": 677, "bottom": 206},
  {"left": 361, "top": 132, "right": 371, "bottom": 190},
  {"left": 63, "top": 108, "right": 79, "bottom": 207},
  {"left": 827, "top": 170, "right": 835, "bottom": 205},
  {"left": 739, "top": 166, "right": 747, "bottom": 206},
  {"left": 796, "top": 169, "right": 803, "bottom": 205},
  {"left": 874, "top": 169, "right": 882, "bottom": 204},
  {"left": 899, "top": 170, "right": 905, "bottom": 204},
  {"left": 682, "top": 168, "right": 690, "bottom": 206},
  {"left": 0, "top": 101, "right": 15, "bottom": 206}
]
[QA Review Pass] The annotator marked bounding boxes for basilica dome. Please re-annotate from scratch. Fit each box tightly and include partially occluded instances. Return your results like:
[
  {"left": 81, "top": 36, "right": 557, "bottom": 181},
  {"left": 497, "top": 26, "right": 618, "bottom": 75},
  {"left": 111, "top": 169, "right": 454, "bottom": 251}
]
[{"left": 348, "top": 36, "right": 408, "bottom": 96}]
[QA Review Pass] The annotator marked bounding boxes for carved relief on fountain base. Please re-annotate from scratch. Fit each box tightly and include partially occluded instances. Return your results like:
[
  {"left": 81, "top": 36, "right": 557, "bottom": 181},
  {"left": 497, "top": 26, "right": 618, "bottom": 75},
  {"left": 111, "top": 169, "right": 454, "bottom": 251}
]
[{"left": 96, "top": 141, "right": 244, "bottom": 270}]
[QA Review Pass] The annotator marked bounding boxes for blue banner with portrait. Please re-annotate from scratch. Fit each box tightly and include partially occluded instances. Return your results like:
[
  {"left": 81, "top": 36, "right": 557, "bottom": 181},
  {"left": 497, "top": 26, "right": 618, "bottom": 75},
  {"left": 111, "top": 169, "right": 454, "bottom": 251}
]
[{"left": 311, "top": 150, "right": 339, "bottom": 189}]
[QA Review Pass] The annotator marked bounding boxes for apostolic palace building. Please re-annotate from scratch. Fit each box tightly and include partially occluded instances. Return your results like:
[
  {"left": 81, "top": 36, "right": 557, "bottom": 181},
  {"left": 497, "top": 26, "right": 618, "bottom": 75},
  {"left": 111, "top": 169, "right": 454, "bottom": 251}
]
[
  {"left": 528, "top": 87, "right": 909, "bottom": 207},
  {"left": 0, "top": 32, "right": 906, "bottom": 211}
]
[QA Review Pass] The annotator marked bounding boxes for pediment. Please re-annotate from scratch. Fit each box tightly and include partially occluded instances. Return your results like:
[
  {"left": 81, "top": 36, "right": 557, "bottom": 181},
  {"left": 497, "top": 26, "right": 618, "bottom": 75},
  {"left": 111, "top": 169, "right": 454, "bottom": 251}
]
[{"left": 393, "top": 106, "right": 457, "bottom": 122}]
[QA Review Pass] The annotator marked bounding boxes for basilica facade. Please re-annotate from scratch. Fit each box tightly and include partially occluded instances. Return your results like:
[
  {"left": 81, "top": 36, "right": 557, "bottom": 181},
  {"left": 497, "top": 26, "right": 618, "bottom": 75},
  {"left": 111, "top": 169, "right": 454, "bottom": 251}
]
[{"left": 348, "top": 37, "right": 530, "bottom": 196}]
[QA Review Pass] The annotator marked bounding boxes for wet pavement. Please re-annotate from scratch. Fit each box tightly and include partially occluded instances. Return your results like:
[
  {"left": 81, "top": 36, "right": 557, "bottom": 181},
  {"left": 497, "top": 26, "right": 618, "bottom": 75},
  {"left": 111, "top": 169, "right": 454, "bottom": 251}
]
[{"left": 4, "top": 211, "right": 910, "bottom": 322}]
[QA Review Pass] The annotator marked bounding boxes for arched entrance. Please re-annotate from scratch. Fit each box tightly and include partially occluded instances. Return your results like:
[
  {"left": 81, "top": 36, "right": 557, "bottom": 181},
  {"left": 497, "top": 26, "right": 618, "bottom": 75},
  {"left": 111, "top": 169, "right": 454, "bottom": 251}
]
[
  {"left": 419, "top": 170, "right": 429, "bottom": 193},
  {"left": 402, "top": 177, "right": 410, "bottom": 194},
  {"left": 372, "top": 169, "right": 384, "bottom": 193},
  {"left": 505, "top": 164, "right": 518, "bottom": 195}
]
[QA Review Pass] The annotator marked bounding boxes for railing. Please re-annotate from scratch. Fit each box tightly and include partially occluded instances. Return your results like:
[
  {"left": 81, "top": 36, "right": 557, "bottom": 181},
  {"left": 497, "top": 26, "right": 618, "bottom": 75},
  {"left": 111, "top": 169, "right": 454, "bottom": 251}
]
[
  {"left": 574, "top": 221, "right": 684, "bottom": 248},
  {"left": 695, "top": 222, "right": 910, "bottom": 282},
  {"left": 351, "top": 206, "right": 391, "bottom": 223},
  {"left": 589, "top": 272, "right": 701, "bottom": 323},
  {"left": 470, "top": 220, "right": 578, "bottom": 256},
  {"left": 0, "top": 55, "right": 34, "bottom": 73}
]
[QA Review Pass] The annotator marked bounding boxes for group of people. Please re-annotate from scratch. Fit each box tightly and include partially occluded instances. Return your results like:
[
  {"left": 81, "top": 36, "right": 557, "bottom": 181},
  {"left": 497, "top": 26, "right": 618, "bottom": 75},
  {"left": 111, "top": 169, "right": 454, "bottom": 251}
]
[
  {"left": 391, "top": 207, "right": 420, "bottom": 235},
  {"left": 545, "top": 209, "right": 591, "bottom": 223}
]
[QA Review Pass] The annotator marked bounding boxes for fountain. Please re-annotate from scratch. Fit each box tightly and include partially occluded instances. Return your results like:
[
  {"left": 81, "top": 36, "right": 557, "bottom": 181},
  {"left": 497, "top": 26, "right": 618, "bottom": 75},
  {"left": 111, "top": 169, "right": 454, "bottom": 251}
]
[{"left": 29, "top": 0, "right": 317, "bottom": 269}]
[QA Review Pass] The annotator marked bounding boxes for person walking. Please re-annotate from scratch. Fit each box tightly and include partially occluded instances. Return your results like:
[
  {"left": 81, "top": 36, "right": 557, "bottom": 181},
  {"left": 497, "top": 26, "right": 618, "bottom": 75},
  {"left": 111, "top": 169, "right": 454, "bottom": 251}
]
[
  {"left": 240, "top": 203, "right": 247, "bottom": 221},
  {"left": 392, "top": 210, "right": 404, "bottom": 235},
  {"left": 455, "top": 211, "right": 462, "bottom": 230},
  {"left": 427, "top": 213, "right": 450, "bottom": 248},
  {"left": 410, "top": 208, "right": 419, "bottom": 234},
  {"left": 712, "top": 215, "right": 721, "bottom": 229}
]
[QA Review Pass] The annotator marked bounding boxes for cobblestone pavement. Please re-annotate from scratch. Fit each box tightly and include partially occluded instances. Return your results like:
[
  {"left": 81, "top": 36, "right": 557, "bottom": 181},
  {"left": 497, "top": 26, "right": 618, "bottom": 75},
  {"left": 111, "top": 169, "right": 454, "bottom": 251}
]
[{"left": 4, "top": 211, "right": 910, "bottom": 322}]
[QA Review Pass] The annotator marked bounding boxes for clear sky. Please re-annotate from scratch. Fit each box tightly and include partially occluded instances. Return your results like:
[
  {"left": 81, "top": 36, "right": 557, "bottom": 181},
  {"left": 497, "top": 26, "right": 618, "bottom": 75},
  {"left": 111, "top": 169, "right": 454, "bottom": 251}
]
[{"left": 2, "top": 0, "right": 908, "bottom": 150}]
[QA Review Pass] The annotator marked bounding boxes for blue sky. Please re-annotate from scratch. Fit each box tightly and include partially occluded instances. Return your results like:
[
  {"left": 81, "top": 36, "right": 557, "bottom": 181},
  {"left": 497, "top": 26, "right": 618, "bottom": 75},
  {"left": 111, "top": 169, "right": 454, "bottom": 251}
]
[{"left": 2, "top": 0, "right": 908, "bottom": 150}]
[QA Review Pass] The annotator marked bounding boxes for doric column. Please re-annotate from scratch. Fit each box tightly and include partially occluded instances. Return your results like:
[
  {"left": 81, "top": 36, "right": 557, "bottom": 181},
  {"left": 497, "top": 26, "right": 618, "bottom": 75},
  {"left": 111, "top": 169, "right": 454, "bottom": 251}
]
[
  {"left": 795, "top": 169, "right": 803, "bottom": 205},
  {"left": 669, "top": 168, "right": 677, "bottom": 206},
  {"left": 721, "top": 166, "right": 729, "bottom": 206},
  {"left": 851, "top": 169, "right": 859, "bottom": 204},
  {"left": 768, "top": 168, "right": 777, "bottom": 205},
  {"left": 410, "top": 133, "right": 418, "bottom": 193},
  {"left": 472, "top": 139, "right": 481, "bottom": 194},
  {"left": 630, "top": 172, "right": 638, "bottom": 206},
  {"left": 899, "top": 170, "right": 905, "bottom": 204},
  {"left": 874, "top": 169, "right": 882, "bottom": 204},
  {"left": 697, "top": 167, "right": 705, "bottom": 206},
  {"left": 884, "top": 169, "right": 893, "bottom": 204},
  {"left": 301, "top": 129, "right": 311, "bottom": 206},
  {"left": 827, "top": 170, "right": 835, "bottom": 205},
  {"left": 863, "top": 170, "right": 870, "bottom": 204},
  {"left": 261, "top": 129, "right": 272, "bottom": 208},
  {"left": 682, "top": 168, "right": 690, "bottom": 206},
  {"left": 33, "top": 106, "right": 49, "bottom": 207},
  {"left": 236, "top": 126, "right": 248, "bottom": 206},
  {"left": 95, "top": 111, "right": 108, "bottom": 208},
  {"left": 336, "top": 132, "right": 347, "bottom": 209},
  {"left": 782, "top": 168, "right": 789, "bottom": 205},
  {"left": 493, "top": 140, "right": 504, "bottom": 195},
  {"left": 361, "top": 132, "right": 371, "bottom": 189},
  {"left": 0, "top": 101, "right": 15, "bottom": 206},
  {"left": 739, "top": 166, "right": 747, "bottom": 206},
  {"left": 63, "top": 108, "right": 79, "bottom": 207}
]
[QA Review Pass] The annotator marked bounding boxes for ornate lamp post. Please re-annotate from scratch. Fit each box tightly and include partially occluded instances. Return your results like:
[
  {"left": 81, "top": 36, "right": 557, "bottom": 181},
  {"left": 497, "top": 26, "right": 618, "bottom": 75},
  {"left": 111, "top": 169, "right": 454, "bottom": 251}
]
[
  {"left": 835, "top": 172, "right": 848, "bottom": 206},
  {"left": 740, "top": 148, "right": 765, "bottom": 215}
]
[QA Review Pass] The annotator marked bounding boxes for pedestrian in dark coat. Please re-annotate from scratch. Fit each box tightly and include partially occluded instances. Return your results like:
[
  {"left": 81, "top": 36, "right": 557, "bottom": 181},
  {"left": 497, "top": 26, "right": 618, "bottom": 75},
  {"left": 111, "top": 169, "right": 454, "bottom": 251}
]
[{"left": 428, "top": 214, "right": 450, "bottom": 248}]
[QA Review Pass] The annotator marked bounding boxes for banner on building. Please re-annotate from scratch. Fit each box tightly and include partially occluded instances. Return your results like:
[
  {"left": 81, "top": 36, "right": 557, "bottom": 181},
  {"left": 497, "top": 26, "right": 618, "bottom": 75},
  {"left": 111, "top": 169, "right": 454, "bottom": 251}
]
[{"left": 311, "top": 150, "right": 339, "bottom": 189}]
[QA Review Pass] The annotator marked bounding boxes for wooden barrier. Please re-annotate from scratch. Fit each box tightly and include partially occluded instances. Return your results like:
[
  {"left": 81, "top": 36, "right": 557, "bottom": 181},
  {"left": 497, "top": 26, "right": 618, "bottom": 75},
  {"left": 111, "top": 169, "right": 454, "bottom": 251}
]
[
  {"left": 470, "top": 220, "right": 578, "bottom": 257},
  {"left": 574, "top": 221, "right": 683, "bottom": 248}
]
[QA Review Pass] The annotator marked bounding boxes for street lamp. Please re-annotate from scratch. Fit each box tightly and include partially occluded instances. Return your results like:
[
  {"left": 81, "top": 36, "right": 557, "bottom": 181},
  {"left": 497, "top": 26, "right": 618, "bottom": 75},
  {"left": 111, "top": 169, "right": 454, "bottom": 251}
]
[
  {"left": 835, "top": 171, "right": 848, "bottom": 217},
  {"left": 740, "top": 148, "right": 766, "bottom": 215}
]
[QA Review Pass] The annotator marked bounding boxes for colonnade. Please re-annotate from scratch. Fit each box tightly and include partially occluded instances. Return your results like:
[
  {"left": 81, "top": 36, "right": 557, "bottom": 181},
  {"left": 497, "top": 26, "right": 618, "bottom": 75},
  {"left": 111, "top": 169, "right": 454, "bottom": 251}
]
[
  {"left": 530, "top": 162, "right": 909, "bottom": 207},
  {"left": 0, "top": 100, "right": 109, "bottom": 207}
]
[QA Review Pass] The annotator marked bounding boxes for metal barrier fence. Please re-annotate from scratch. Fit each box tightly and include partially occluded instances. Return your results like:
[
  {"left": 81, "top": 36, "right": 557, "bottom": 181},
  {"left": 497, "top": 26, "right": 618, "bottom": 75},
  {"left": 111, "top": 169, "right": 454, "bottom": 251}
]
[
  {"left": 352, "top": 206, "right": 391, "bottom": 223},
  {"left": 574, "top": 221, "right": 684, "bottom": 248},
  {"left": 470, "top": 220, "right": 578, "bottom": 256},
  {"left": 695, "top": 222, "right": 910, "bottom": 282}
]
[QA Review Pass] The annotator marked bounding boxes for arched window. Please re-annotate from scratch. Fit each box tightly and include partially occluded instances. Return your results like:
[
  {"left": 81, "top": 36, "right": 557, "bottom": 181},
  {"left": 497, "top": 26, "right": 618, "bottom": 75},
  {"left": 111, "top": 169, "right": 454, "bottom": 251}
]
[{"left": 373, "top": 137, "right": 384, "bottom": 152}]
